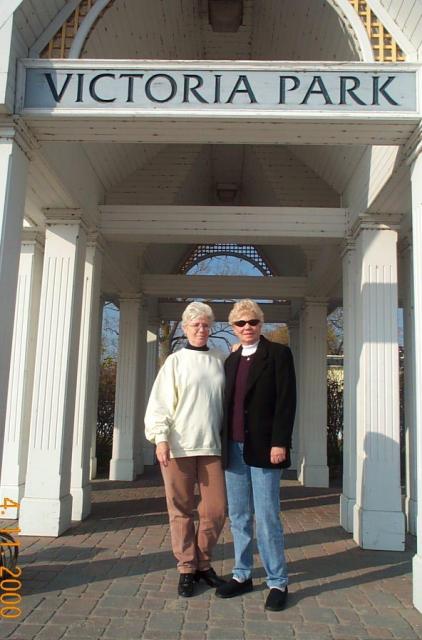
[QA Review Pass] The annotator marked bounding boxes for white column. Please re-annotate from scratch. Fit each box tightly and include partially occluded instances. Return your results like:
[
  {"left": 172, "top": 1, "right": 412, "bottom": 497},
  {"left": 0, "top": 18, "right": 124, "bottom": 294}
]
[
  {"left": 0, "top": 231, "right": 43, "bottom": 518},
  {"left": 134, "top": 300, "right": 148, "bottom": 476},
  {"left": 70, "top": 236, "right": 103, "bottom": 520},
  {"left": 90, "top": 297, "right": 105, "bottom": 481},
  {"left": 352, "top": 221, "right": 404, "bottom": 551},
  {"left": 0, "top": 129, "right": 30, "bottom": 468},
  {"left": 143, "top": 327, "right": 159, "bottom": 466},
  {"left": 19, "top": 211, "right": 87, "bottom": 536},
  {"left": 401, "top": 241, "right": 417, "bottom": 535},
  {"left": 298, "top": 299, "right": 329, "bottom": 487},
  {"left": 340, "top": 241, "right": 357, "bottom": 532},
  {"left": 109, "top": 296, "right": 143, "bottom": 481},
  {"left": 288, "top": 320, "right": 300, "bottom": 471},
  {"left": 410, "top": 151, "right": 422, "bottom": 612}
]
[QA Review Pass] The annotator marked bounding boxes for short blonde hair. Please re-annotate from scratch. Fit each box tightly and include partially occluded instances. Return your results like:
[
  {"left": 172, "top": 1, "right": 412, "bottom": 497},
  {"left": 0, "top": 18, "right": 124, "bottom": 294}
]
[
  {"left": 228, "top": 299, "right": 264, "bottom": 324},
  {"left": 182, "top": 301, "right": 214, "bottom": 327}
]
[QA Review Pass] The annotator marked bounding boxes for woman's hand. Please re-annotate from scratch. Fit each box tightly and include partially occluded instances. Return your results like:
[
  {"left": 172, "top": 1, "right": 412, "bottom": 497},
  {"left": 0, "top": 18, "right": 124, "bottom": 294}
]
[
  {"left": 270, "top": 446, "right": 287, "bottom": 465},
  {"left": 231, "top": 342, "right": 241, "bottom": 352},
  {"left": 156, "top": 441, "right": 170, "bottom": 467}
]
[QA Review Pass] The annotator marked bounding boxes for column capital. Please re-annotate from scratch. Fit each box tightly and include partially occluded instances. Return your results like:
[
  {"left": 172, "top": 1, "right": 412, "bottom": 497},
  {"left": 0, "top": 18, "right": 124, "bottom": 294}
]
[
  {"left": 0, "top": 117, "right": 39, "bottom": 159},
  {"left": 349, "top": 214, "right": 401, "bottom": 239},
  {"left": 21, "top": 228, "right": 45, "bottom": 248},
  {"left": 288, "top": 319, "right": 299, "bottom": 330},
  {"left": 398, "top": 234, "right": 412, "bottom": 256},
  {"left": 119, "top": 293, "right": 145, "bottom": 305},
  {"left": 404, "top": 122, "right": 422, "bottom": 167},
  {"left": 86, "top": 231, "right": 106, "bottom": 253},
  {"left": 341, "top": 238, "right": 356, "bottom": 259},
  {"left": 303, "top": 297, "right": 328, "bottom": 307},
  {"left": 43, "top": 208, "right": 89, "bottom": 231}
]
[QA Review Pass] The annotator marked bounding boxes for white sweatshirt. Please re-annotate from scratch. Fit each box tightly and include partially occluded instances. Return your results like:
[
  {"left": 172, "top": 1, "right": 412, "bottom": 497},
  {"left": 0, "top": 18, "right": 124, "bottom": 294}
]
[{"left": 144, "top": 348, "right": 225, "bottom": 458}]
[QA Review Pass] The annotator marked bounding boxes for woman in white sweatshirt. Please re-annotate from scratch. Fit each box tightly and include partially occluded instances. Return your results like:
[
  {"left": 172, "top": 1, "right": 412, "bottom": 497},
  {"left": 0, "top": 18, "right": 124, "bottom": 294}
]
[{"left": 145, "top": 301, "right": 226, "bottom": 598}]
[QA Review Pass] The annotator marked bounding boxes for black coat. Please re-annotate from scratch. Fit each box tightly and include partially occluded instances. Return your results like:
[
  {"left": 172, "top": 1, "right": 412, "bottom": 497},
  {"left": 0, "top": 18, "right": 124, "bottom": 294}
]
[{"left": 221, "top": 336, "right": 296, "bottom": 470}]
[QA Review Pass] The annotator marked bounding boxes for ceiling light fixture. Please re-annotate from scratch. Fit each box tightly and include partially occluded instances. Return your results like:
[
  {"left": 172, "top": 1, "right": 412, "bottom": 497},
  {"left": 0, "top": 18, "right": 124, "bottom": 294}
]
[
  {"left": 208, "top": 0, "right": 243, "bottom": 33},
  {"left": 216, "top": 183, "right": 239, "bottom": 203}
]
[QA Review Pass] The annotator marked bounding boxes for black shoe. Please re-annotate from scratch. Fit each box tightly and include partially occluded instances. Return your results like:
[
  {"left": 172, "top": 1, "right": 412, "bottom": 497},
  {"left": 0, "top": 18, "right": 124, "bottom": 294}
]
[
  {"left": 215, "top": 578, "right": 253, "bottom": 599},
  {"left": 264, "top": 587, "right": 288, "bottom": 611},
  {"left": 178, "top": 573, "right": 195, "bottom": 597},
  {"left": 195, "top": 567, "right": 226, "bottom": 588}
]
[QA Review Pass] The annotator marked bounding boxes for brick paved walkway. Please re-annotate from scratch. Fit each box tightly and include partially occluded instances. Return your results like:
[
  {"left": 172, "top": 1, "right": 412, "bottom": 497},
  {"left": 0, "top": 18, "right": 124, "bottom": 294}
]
[{"left": 1, "top": 466, "right": 422, "bottom": 640}]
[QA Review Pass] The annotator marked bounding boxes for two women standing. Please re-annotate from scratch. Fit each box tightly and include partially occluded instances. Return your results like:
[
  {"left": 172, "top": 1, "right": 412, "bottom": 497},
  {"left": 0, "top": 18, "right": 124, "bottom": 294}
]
[{"left": 145, "top": 299, "right": 296, "bottom": 611}]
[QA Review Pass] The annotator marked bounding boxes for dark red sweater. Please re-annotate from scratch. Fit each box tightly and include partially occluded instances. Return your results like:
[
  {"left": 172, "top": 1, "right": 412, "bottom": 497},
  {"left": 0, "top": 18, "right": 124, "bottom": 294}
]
[{"left": 229, "top": 354, "right": 254, "bottom": 442}]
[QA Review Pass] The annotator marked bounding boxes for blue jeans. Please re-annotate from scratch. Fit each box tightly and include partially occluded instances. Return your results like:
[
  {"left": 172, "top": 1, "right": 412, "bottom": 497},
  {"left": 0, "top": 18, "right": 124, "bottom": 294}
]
[{"left": 225, "top": 441, "right": 288, "bottom": 589}]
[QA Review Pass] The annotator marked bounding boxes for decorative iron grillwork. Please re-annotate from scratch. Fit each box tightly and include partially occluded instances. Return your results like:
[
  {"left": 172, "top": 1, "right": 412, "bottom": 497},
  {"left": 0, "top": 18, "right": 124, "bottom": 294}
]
[{"left": 179, "top": 244, "right": 274, "bottom": 276}]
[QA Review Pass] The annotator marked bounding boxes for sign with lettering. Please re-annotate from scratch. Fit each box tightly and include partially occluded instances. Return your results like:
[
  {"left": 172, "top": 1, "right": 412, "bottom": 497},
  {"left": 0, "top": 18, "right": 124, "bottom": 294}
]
[{"left": 19, "top": 62, "right": 418, "bottom": 114}]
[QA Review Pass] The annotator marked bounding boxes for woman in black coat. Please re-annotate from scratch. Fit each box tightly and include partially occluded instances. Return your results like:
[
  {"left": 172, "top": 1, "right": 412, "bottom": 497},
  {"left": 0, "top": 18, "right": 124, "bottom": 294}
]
[{"left": 215, "top": 300, "right": 296, "bottom": 612}]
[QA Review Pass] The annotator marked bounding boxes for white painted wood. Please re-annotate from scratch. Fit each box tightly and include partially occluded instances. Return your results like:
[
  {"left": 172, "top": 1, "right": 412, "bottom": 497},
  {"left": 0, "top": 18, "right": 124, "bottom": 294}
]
[
  {"left": 0, "top": 133, "right": 29, "bottom": 472},
  {"left": 0, "top": 17, "right": 14, "bottom": 112},
  {"left": 291, "top": 145, "right": 365, "bottom": 195},
  {"left": 90, "top": 297, "right": 105, "bottom": 481},
  {"left": 297, "top": 299, "right": 329, "bottom": 488},
  {"left": 0, "top": 231, "right": 43, "bottom": 518},
  {"left": 134, "top": 301, "right": 148, "bottom": 476},
  {"left": 24, "top": 115, "right": 418, "bottom": 146},
  {"left": 410, "top": 151, "right": 422, "bottom": 612},
  {"left": 140, "top": 274, "right": 308, "bottom": 299},
  {"left": 71, "top": 238, "right": 103, "bottom": 521},
  {"left": 288, "top": 320, "right": 300, "bottom": 472},
  {"left": 18, "top": 213, "right": 87, "bottom": 536},
  {"left": 368, "top": 0, "right": 418, "bottom": 59},
  {"left": 382, "top": 0, "right": 422, "bottom": 54},
  {"left": 109, "top": 296, "right": 143, "bottom": 481},
  {"left": 158, "top": 301, "right": 291, "bottom": 323},
  {"left": 340, "top": 242, "right": 357, "bottom": 532},
  {"left": 143, "top": 327, "right": 159, "bottom": 466},
  {"left": 100, "top": 205, "right": 347, "bottom": 242},
  {"left": 29, "top": 0, "right": 80, "bottom": 57},
  {"left": 401, "top": 241, "right": 417, "bottom": 534},
  {"left": 352, "top": 224, "right": 405, "bottom": 551}
]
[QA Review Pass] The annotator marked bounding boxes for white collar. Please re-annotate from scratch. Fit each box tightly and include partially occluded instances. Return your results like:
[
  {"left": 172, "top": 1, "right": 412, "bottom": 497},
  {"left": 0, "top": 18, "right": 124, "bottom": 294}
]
[{"left": 241, "top": 341, "right": 259, "bottom": 356}]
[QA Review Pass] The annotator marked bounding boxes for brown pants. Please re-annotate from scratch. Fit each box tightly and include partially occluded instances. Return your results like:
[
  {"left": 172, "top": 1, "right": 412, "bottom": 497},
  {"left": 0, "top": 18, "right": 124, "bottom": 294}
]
[{"left": 160, "top": 455, "right": 226, "bottom": 574}]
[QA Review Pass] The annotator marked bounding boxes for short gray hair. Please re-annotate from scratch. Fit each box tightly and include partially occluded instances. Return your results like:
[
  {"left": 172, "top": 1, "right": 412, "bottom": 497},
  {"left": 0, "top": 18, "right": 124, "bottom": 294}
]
[
  {"left": 228, "top": 299, "right": 264, "bottom": 324},
  {"left": 182, "top": 301, "right": 214, "bottom": 327}
]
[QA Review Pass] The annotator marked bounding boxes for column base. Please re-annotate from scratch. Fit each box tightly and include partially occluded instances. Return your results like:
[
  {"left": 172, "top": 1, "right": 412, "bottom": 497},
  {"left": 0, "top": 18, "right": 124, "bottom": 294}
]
[
  {"left": 413, "top": 554, "right": 422, "bottom": 613},
  {"left": 340, "top": 494, "right": 355, "bottom": 533},
  {"left": 71, "top": 484, "right": 92, "bottom": 521},
  {"left": 109, "top": 458, "right": 135, "bottom": 481},
  {"left": 19, "top": 494, "right": 73, "bottom": 536},
  {"left": 289, "top": 448, "right": 298, "bottom": 471},
  {"left": 89, "top": 456, "right": 97, "bottom": 480},
  {"left": 405, "top": 497, "right": 417, "bottom": 535},
  {"left": 143, "top": 444, "right": 156, "bottom": 466},
  {"left": 134, "top": 452, "right": 144, "bottom": 476},
  {"left": 353, "top": 505, "right": 405, "bottom": 550},
  {"left": 298, "top": 463, "right": 329, "bottom": 488},
  {"left": 0, "top": 483, "right": 25, "bottom": 519}
]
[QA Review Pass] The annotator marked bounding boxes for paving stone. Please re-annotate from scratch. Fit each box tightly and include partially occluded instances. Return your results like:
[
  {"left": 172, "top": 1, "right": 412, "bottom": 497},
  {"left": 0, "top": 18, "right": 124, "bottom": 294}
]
[
  {"left": 33, "top": 625, "right": 67, "bottom": 640},
  {"left": 103, "top": 618, "right": 147, "bottom": 639},
  {"left": 300, "top": 605, "right": 339, "bottom": 624},
  {"left": 366, "top": 626, "right": 394, "bottom": 638},
  {"left": 9, "top": 467, "right": 422, "bottom": 640},
  {"left": 147, "top": 611, "right": 184, "bottom": 632},
  {"left": 208, "top": 628, "right": 245, "bottom": 640},
  {"left": 9, "top": 625, "right": 44, "bottom": 640},
  {"left": 245, "top": 620, "right": 294, "bottom": 637}
]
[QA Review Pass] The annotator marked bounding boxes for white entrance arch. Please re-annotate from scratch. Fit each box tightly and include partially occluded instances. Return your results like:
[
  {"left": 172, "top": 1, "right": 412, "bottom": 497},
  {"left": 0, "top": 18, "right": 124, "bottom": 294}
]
[{"left": 67, "top": 0, "right": 375, "bottom": 61}]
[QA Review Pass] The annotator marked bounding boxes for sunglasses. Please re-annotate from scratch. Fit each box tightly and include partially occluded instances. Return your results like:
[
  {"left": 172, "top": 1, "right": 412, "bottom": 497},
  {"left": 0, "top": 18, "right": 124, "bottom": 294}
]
[{"left": 233, "top": 319, "right": 260, "bottom": 327}]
